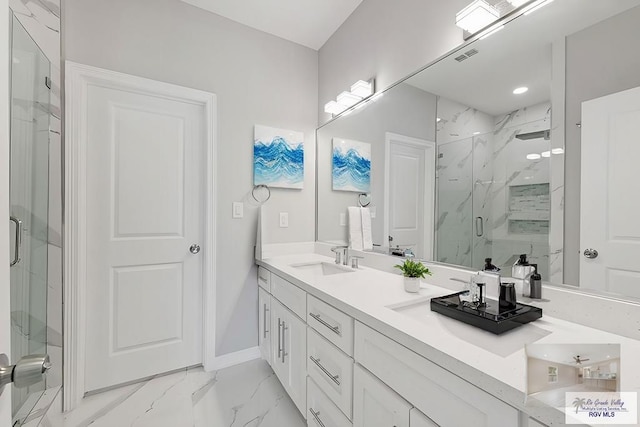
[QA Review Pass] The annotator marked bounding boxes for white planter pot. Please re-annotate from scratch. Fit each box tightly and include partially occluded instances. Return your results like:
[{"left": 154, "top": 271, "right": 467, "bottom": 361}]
[{"left": 404, "top": 277, "right": 421, "bottom": 293}]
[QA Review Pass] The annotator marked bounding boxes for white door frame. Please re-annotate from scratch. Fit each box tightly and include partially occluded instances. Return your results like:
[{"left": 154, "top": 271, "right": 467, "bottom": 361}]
[
  {"left": 383, "top": 132, "right": 436, "bottom": 259},
  {"left": 63, "top": 62, "right": 217, "bottom": 410}
]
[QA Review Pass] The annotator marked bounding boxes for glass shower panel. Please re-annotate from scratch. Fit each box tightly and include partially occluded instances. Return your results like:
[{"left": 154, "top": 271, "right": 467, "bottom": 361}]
[
  {"left": 470, "top": 131, "right": 494, "bottom": 271},
  {"left": 9, "top": 15, "right": 51, "bottom": 421},
  {"left": 435, "top": 138, "right": 473, "bottom": 268}
]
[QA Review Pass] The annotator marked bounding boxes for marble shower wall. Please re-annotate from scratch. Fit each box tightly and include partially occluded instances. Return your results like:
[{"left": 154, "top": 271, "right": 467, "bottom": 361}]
[
  {"left": 436, "top": 97, "right": 554, "bottom": 278},
  {"left": 435, "top": 97, "right": 494, "bottom": 269},
  {"left": 10, "top": 0, "right": 63, "bottom": 403}
]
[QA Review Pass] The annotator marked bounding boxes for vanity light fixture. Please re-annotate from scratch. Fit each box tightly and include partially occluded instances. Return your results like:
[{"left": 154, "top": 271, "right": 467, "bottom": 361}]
[
  {"left": 324, "top": 78, "right": 376, "bottom": 117},
  {"left": 551, "top": 148, "right": 564, "bottom": 155},
  {"left": 455, "top": 0, "right": 499, "bottom": 34},
  {"left": 526, "top": 153, "right": 541, "bottom": 160},
  {"left": 473, "top": 131, "right": 481, "bottom": 135},
  {"left": 541, "top": 151, "right": 551, "bottom": 158},
  {"left": 513, "top": 86, "right": 529, "bottom": 95}
]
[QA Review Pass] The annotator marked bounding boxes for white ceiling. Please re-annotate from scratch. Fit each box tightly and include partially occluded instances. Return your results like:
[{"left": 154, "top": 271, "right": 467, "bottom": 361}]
[
  {"left": 526, "top": 344, "right": 620, "bottom": 367},
  {"left": 179, "top": 0, "right": 363, "bottom": 50},
  {"left": 407, "top": 0, "right": 640, "bottom": 116}
]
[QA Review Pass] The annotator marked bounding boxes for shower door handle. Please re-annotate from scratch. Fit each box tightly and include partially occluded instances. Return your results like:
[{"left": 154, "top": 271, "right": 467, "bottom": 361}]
[
  {"left": 475, "top": 217, "right": 483, "bottom": 237},
  {"left": 10, "top": 216, "right": 22, "bottom": 266}
]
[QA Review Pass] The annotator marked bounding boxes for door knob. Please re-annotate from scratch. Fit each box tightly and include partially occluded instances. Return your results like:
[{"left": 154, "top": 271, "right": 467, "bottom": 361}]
[
  {"left": 0, "top": 353, "right": 51, "bottom": 396},
  {"left": 583, "top": 248, "right": 599, "bottom": 259},
  {"left": 189, "top": 244, "right": 201, "bottom": 254}
]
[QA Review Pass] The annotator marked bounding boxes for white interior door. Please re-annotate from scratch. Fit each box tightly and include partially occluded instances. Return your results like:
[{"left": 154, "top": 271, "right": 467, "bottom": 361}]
[
  {"left": 84, "top": 76, "right": 205, "bottom": 392},
  {"left": 581, "top": 85, "right": 640, "bottom": 298},
  {"left": 385, "top": 133, "right": 436, "bottom": 260}
]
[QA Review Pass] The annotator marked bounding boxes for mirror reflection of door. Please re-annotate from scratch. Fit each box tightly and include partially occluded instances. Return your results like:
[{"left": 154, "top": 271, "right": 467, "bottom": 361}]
[
  {"left": 9, "top": 15, "right": 51, "bottom": 423},
  {"left": 384, "top": 133, "right": 435, "bottom": 260}
]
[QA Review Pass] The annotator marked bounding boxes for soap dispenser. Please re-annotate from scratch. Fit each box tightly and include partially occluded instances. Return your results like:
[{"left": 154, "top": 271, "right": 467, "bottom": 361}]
[
  {"left": 512, "top": 254, "right": 533, "bottom": 279},
  {"left": 528, "top": 264, "right": 542, "bottom": 299}
]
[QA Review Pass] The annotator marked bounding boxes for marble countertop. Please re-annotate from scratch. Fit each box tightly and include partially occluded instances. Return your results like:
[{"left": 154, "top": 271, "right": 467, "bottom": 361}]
[{"left": 257, "top": 252, "right": 640, "bottom": 426}]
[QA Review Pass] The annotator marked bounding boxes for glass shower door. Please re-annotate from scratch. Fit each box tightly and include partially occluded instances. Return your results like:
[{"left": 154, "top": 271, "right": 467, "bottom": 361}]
[{"left": 9, "top": 15, "right": 51, "bottom": 422}]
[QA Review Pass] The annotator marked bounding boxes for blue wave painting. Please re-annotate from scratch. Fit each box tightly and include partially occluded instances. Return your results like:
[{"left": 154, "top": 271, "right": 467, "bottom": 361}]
[
  {"left": 332, "top": 138, "right": 371, "bottom": 192},
  {"left": 254, "top": 125, "right": 304, "bottom": 189}
]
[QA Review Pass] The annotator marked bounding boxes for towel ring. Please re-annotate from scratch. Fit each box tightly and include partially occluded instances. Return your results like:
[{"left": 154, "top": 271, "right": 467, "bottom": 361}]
[
  {"left": 358, "top": 193, "right": 371, "bottom": 207},
  {"left": 252, "top": 184, "right": 271, "bottom": 204}
]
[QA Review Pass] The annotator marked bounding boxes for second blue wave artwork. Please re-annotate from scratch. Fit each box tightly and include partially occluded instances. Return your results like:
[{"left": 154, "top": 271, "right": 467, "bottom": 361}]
[{"left": 332, "top": 138, "right": 371, "bottom": 192}]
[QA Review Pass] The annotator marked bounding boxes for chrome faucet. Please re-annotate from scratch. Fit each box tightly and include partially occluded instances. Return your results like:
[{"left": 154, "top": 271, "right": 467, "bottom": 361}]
[{"left": 330, "top": 246, "right": 348, "bottom": 265}]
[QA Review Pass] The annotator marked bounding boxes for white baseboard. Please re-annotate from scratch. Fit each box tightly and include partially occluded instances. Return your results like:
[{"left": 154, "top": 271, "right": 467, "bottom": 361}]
[{"left": 209, "top": 346, "right": 261, "bottom": 371}]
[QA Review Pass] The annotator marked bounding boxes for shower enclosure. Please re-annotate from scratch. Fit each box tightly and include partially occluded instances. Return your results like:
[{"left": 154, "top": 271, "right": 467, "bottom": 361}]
[
  {"left": 9, "top": 15, "right": 51, "bottom": 423},
  {"left": 435, "top": 105, "right": 551, "bottom": 279}
]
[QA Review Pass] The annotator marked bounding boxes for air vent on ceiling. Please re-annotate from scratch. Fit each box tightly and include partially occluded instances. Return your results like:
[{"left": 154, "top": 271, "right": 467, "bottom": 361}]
[{"left": 454, "top": 48, "right": 479, "bottom": 62}]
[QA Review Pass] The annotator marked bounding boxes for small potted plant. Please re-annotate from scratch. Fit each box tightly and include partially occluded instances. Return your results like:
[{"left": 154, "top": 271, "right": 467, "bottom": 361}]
[{"left": 394, "top": 259, "right": 432, "bottom": 293}]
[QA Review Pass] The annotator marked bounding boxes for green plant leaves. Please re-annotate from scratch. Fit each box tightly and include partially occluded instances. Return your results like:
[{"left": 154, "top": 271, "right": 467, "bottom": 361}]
[{"left": 394, "top": 259, "right": 432, "bottom": 278}]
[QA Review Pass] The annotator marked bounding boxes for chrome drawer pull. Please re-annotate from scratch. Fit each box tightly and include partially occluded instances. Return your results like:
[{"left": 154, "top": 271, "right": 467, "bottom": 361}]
[
  {"left": 281, "top": 321, "right": 288, "bottom": 363},
  {"left": 309, "top": 356, "right": 340, "bottom": 386},
  {"left": 277, "top": 318, "right": 282, "bottom": 359},
  {"left": 263, "top": 304, "right": 269, "bottom": 339},
  {"left": 309, "top": 408, "right": 326, "bottom": 427},
  {"left": 309, "top": 313, "right": 341, "bottom": 336}
]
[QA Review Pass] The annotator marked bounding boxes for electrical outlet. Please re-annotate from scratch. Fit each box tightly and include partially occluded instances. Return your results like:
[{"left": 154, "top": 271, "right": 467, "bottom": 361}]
[
  {"left": 232, "top": 202, "right": 243, "bottom": 219},
  {"left": 340, "top": 213, "right": 346, "bottom": 226},
  {"left": 370, "top": 206, "right": 376, "bottom": 218},
  {"left": 279, "top": 212, "right": 289, "bottom": 228}
]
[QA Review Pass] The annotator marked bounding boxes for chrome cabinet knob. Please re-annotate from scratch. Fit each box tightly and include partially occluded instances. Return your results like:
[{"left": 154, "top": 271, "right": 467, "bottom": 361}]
[
  {"left": 583, "top": 248, "right": 599, "bottom": 259},
  {"left": 189, "top": 244, "right": 201, "bottom": 254}
]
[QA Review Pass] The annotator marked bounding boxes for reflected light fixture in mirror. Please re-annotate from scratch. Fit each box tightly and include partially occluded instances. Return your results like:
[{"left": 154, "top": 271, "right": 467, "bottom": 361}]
[
  {"left": 324, "top": 78, "right": 375, "bottom": 117},
  {"left": 455, "top": 0, "right": 499, "bottom": 33}
]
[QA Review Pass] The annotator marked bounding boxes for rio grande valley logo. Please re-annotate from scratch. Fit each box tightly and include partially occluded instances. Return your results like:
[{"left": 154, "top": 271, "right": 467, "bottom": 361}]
[{"left": 566, "top": 392, "right": 637, "bottom": 424}]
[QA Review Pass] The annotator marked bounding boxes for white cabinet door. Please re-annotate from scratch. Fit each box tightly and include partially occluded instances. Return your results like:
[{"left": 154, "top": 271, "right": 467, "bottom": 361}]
[
  {"left": 353, "top": 364, "right": 411, "bottom": 427},
  {"left": 271, "top": 298, "right": 307, "bottom": 418},
  {"left": 258, "top": 287, "right": 271, "bottom": 365},
  {"left": 410, "top": 408, "right": 439, "bottom": 427}
]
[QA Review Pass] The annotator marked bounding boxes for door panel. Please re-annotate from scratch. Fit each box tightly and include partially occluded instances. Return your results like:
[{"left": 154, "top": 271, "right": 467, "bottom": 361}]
[
  {"left": 84, "top": 80, "right": 204, "bottom": 392},
  {"left": 581, "top": 86, "right": 640, "bottom": 297}
]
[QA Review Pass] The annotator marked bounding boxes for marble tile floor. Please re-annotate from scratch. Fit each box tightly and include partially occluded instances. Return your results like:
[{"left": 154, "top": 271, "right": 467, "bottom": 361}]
[{"left": 56, "top": 358, "right": 306, "bottom": 427}]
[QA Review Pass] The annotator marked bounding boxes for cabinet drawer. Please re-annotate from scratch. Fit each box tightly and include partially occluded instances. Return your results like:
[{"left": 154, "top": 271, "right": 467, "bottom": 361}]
[
  {"left": 353, "top": 364, "right": 411, "bottom": 427},
  {"left": 258, "top": 266, "right": 271, "bottom": 292},
  {"left": 272, "top": 273, "right": 306, "bottom": 319},
  {"left": 307, "top": 377, "right": 352, "bottom": 427},
  {"left": 307, "top": 295, "right": 354, "bottom": 356},
  {"left": 307, "top": 328, "right": 353, "bottom": 420},
  {"left": 354, "top": 322, "right": 519, "bottom": 427}
]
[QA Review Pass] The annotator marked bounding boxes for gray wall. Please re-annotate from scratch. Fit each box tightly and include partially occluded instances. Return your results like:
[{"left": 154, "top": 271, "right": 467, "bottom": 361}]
[
  {"left": 63, "top": 0, "right": 318, "bottom": 356},
  {"left": 564, "top": 5, "right": 640, "bottom": 286},
  {"left": 318, "top": 0, "right": 468, "bottom": 124}
]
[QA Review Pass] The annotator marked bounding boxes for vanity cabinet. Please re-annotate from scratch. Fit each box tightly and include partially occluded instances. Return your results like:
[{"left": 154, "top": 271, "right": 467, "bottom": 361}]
[
  {"left": 307, "top": 377, "right": 353, "bottom": 427},
  {"left": 353, "top": 364, "right": 411, "bottom": 427},
  {"left": 354, "top": 322, "right": 519, "bottom": 427},
  {"left": 410, "top": 408, "right": 439, "bottom": 427},
  {"left": 258, "top": 287, "right": 271, "bottom": 365},
  {"left": 270, "top": 296, "right": 307, "bottom": 418}
]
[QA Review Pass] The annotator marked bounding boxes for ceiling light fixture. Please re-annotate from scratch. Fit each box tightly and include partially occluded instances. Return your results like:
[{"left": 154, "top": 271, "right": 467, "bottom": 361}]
[
  {"left": 324, "top": 78, "right": 376, "bottom": 117},
  {"left": 526, "top": 153, "right": 541, "bottom": 160},
  {"left": 513, "top": 86, "right": 529, "bottom": 95},
  {"left": 455, "top": 0, "right": 499, "bottom": 34}
]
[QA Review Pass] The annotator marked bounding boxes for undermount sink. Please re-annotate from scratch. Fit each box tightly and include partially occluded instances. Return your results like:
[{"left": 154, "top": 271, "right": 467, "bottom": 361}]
[{"left": 290, "top": 261, "right": 355, "bottom": 276}]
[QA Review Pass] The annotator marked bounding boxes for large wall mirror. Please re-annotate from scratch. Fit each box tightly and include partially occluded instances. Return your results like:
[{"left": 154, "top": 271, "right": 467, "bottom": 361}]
[{"left": 316, "top": 0, "right": 640, "bottom": 301}]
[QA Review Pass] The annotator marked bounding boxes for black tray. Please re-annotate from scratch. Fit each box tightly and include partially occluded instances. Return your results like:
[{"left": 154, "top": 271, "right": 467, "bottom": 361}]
[{"left": 430, "top": 291, "right": 543, "bottom": 334}]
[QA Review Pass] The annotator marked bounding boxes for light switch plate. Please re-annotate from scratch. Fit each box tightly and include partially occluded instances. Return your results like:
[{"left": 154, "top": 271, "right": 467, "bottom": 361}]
[
  {"left": 232, "top": 202, "right": 243, "bottom": 219},
  {"left": 279, "top": 212, "right": 289, "bottom": 228},
  {"left": 340, "top": 213, "right": 346, "bottom": 226}
]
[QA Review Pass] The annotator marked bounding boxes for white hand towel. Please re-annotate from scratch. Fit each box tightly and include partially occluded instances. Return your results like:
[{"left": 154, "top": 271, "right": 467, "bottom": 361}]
[
  {"left": 348, "top": 206, "right": 364, "bottom": 251},
  {"left": 361, "top": 207, "right": 373, "bottom": 251}
]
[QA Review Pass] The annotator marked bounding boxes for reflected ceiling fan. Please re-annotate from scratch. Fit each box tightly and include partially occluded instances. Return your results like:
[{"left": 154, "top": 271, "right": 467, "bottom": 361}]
[{"left": 573, "top": 355, "right": 591, "bottom": 365}]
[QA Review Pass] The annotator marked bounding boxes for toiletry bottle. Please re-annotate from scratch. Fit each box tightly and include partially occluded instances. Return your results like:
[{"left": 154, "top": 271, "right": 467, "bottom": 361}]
[
  {"left": 529, "top": 264, "right": 542, "bottom": 299},
  {"left": 512, "top": 254, "right": 530, "bottom": 279},
  {"left": 483, "top": 258, "right": 500, "bottom": 272}
]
